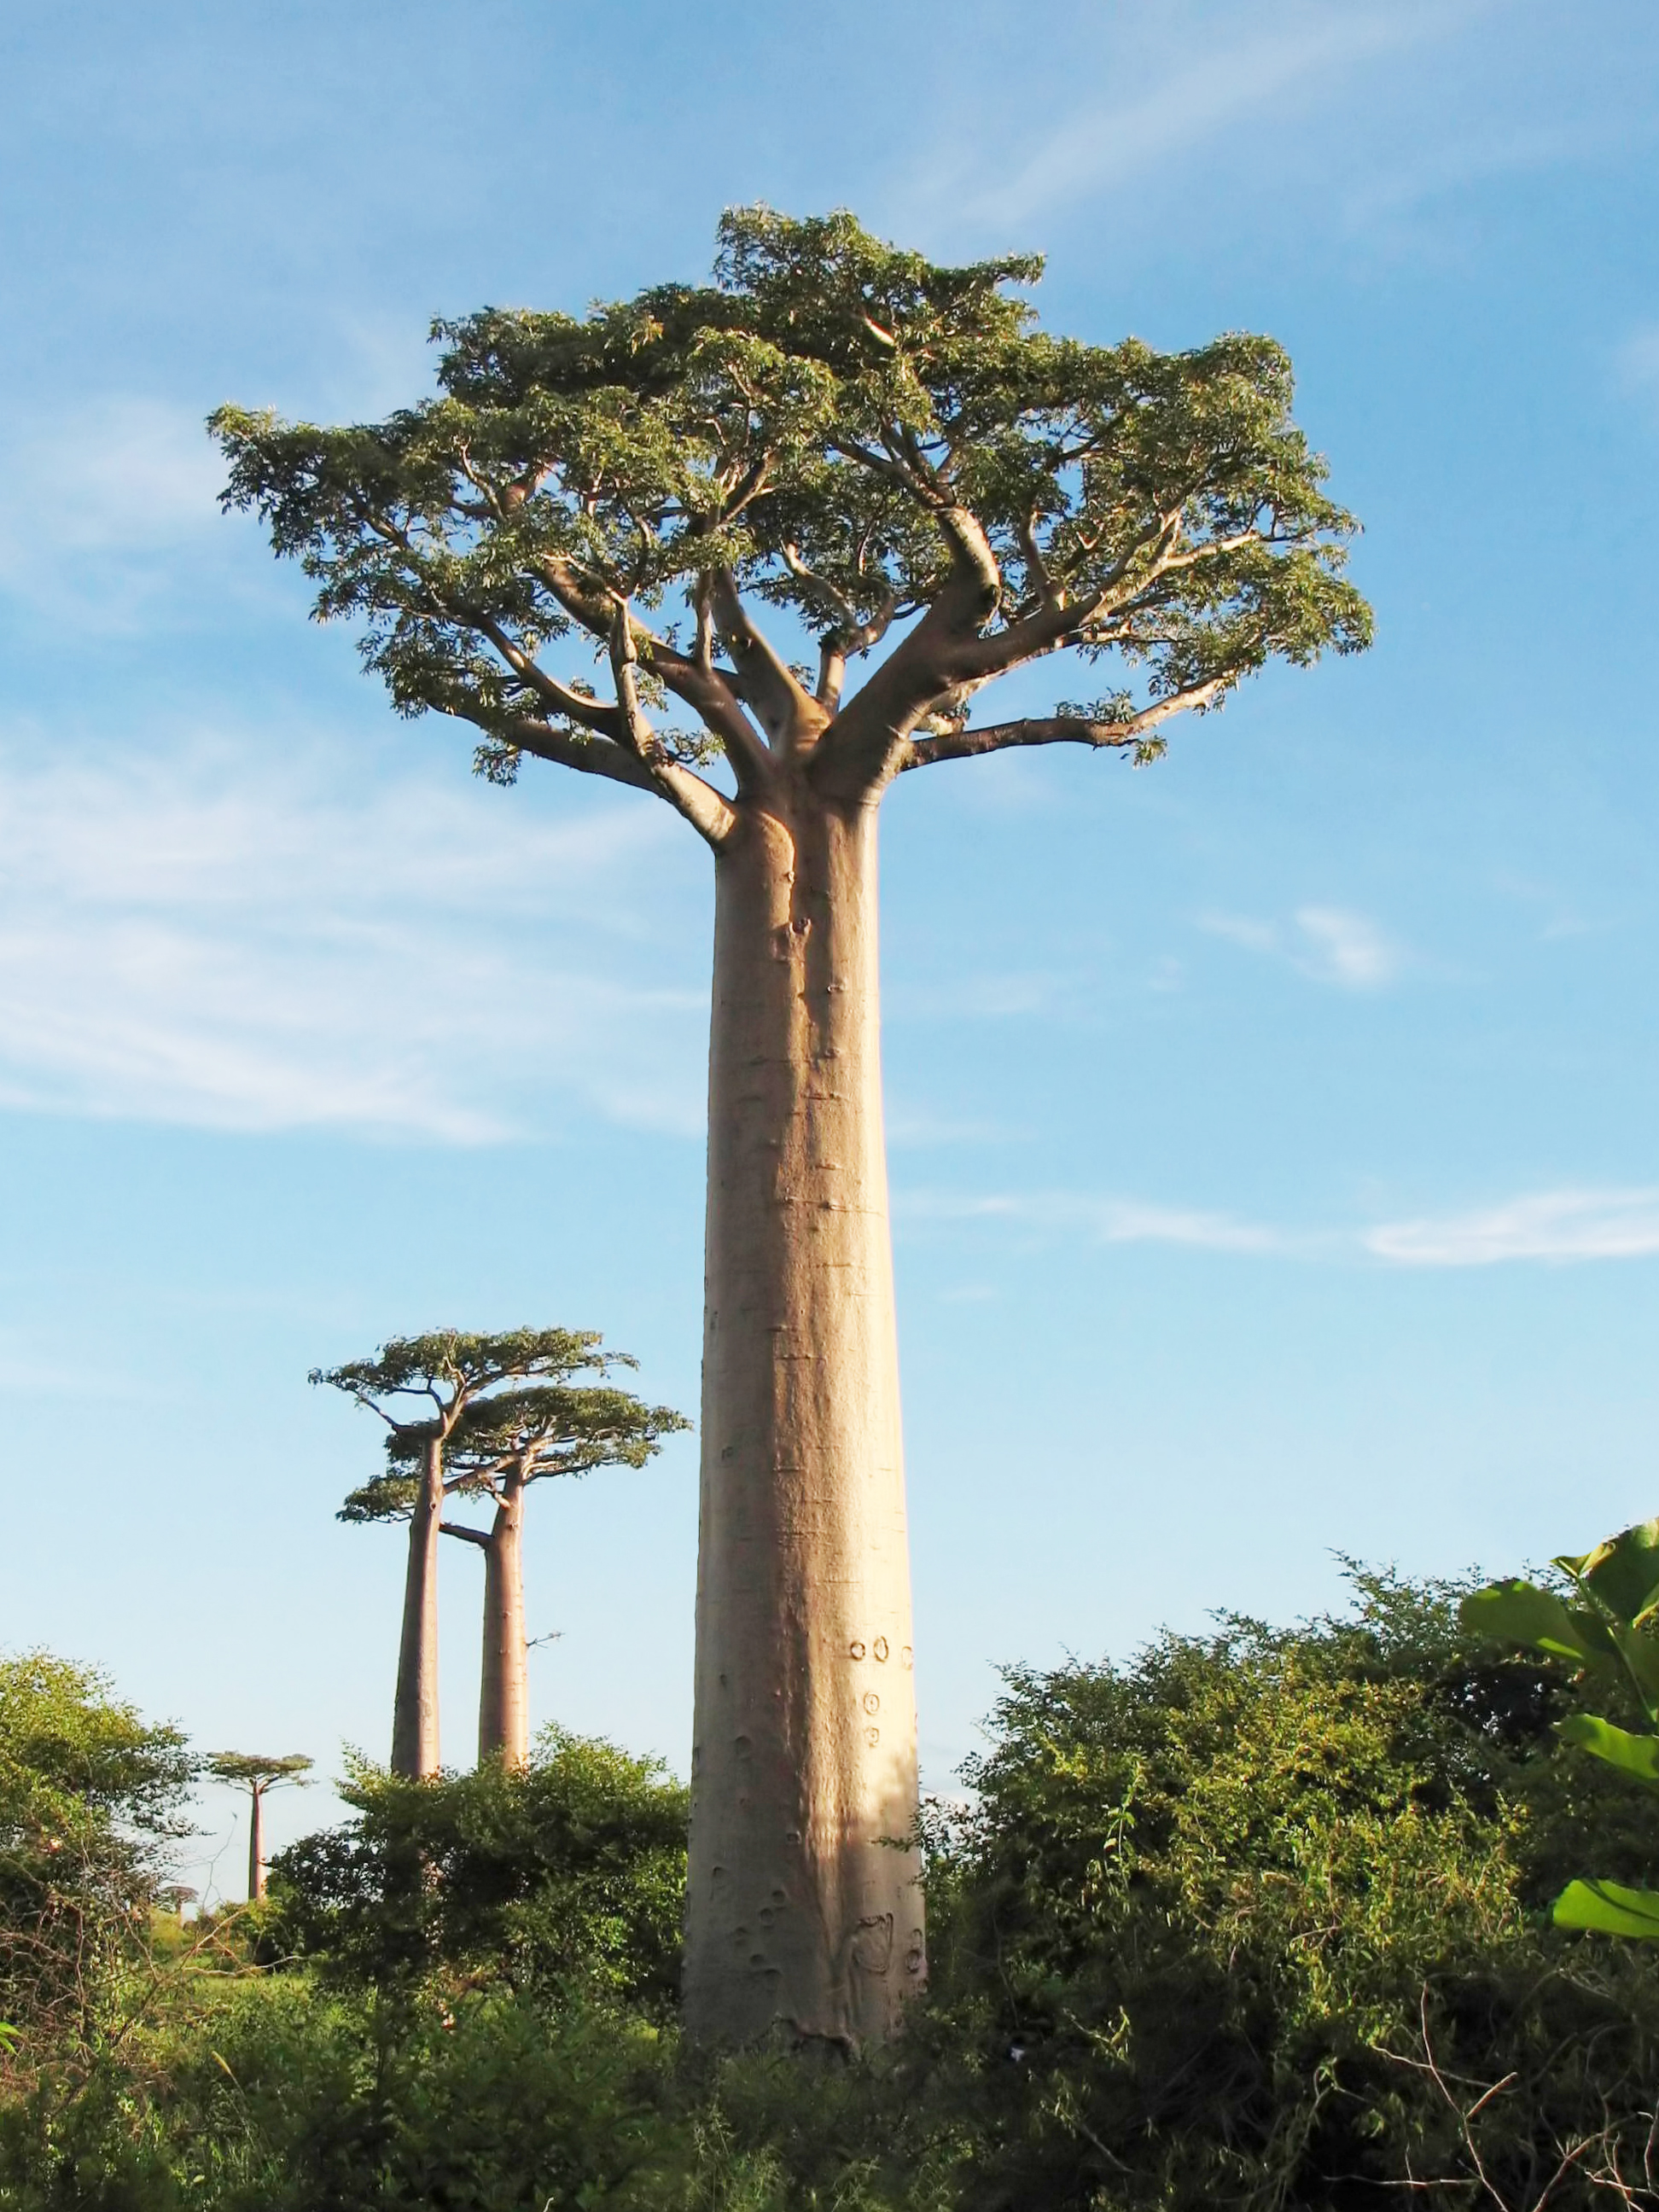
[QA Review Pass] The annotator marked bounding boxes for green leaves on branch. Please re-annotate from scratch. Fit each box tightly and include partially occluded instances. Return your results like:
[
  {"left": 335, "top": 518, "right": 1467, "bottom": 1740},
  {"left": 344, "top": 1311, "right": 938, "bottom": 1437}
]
[
  {"left": 1461, "top": 1516, "right": 1659, "bottom": 1939},
  {"left": 211, "top": 206, "right": 1371, "bottom": 798}
]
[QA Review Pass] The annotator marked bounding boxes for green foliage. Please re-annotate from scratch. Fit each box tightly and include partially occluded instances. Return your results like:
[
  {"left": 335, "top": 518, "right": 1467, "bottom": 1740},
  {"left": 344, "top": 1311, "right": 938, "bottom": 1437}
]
[
  {"left": 269, "top": 1730, "right": 689, "bottom": 2012},
  {"left": 0, "top": 1655, "right": 193, "bottom": 2075},
  {"left": 212, "top": 207, "right": 1370, "bottom": 776},
  {"left": 911, "top": 1573, "right": 1659, "bottom": 2209},
  {"left": 203, "top": 1752, "right": 311, "bottom": 1790},
  {"left": 13, "top": 1580, "right": 1659, "bottom": 2208},
  {"left": 1462, "top": 1516, "right": 1659, "bottom": 1941}
]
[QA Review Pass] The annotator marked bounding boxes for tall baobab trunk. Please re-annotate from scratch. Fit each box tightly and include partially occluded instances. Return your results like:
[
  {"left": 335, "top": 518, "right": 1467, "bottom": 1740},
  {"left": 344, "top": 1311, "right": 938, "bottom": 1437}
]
[
  {"left": 247, "top": 1781, "right": 265, "bottom": 1902},
  {"left": 684, "top": 791, "right": 923, "bottom": 2050},
  {"left": 477, "top": 1468, "right": 529, "bottom": 1767},
  {"left": 391, "top": 1436, "right": 444, "bottom": 1777}
]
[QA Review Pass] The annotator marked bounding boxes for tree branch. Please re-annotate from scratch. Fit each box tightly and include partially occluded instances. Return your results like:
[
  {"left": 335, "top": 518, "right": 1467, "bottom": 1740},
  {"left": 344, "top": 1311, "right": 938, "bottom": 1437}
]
[
  {"left": 707, "top": 567, "right": 816, "bottom": 748},
  {"left": 439, "top": 1522, "right": 491, "bottom": 1548},
  {"left": 898, "top": 681, "right": 1227, "bottom": 771},
  {"left": 608, "top": 610, "right": 740, "bottom": 848}
]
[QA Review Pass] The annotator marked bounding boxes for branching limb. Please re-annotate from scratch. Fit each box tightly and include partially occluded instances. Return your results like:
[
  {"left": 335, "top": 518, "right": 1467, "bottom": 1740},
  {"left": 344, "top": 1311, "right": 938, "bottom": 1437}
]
[
  {"left": 899, "top": 679, "right": 1227, "bottom": 771},
  {"left": 707, "top": 567, "right": 817, "bottom": 748},
  {"left": 439, "top": 1522, "right": 491, "bottom": 1549},
  {"left": 608, "top": 608, "right": 740, "bottom": 847}
]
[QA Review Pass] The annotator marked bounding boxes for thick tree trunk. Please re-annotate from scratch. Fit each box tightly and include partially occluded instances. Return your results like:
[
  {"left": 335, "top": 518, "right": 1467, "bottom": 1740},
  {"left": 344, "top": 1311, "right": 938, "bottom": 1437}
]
[
  {"left": 477, "top": 1473, "right": 528, "bottom": 1767},
  {"left": 390, "top": 1436, "right": 444, "bottom": 1777},
  {"left": 684, "top": 789, "right": 923, "bottom": 2049},
  {"left": 247, "top": 1782, "right": 265, "bottom": 1903}
]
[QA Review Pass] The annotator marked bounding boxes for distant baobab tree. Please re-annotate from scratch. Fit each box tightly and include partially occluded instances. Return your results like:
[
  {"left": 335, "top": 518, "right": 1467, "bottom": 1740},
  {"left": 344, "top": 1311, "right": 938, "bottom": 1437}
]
[
  {"left": 206, "top": 1751, "right": 312, "bottom": 1902},
  {"left": 347, "top": 1361, "right": 685, "bottom": 1768},
  {"left": 316, "top": 1330, "right": 618, "bottom": 1776},
  {"left": 218, "top": 207, "right": 1370, "bottom": 2046}
]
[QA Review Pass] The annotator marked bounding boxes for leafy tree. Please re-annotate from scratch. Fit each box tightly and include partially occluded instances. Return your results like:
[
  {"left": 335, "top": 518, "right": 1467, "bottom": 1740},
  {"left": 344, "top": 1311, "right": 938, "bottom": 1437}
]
[
  {"left": 218, "top": 207, "right": 1371, "bottom": 2045},
  {"left": 317, "top": 1328, "right": 613, "bottom": 1776},
  {"left": 348, "top": 1363, "right": 688, "bottom": 1769},
  {"left": 912, "top": 1575, "right": 1659, "bottom": 2210},
  {"left": 204, "top": 1753, "right": 312, "bottom": 1903},
  {"left": 270, "top": 1731, "right": 689, "bottom": 2012},
  {"left": 0, "top": 1654, "right": 192, "bottom": 2075},
  {"left": 1463, "top": 1514, "right": 1659, "bottom": 1939}
]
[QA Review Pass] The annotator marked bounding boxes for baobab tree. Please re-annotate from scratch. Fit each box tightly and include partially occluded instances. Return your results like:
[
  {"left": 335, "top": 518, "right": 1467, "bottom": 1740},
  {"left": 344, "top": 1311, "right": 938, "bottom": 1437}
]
[
  {"left": 216, "top": 207, "right": 1371, "bottom": 2046},
  {"left": 347, "top": 1370, "right": 686, "bottom": 1768},
  {"left": 317, "top": 1329, "right": 618, "bottom": 1776},
  {"left": 205, "top": 1750, "right": 312, "bottom": 1902}
]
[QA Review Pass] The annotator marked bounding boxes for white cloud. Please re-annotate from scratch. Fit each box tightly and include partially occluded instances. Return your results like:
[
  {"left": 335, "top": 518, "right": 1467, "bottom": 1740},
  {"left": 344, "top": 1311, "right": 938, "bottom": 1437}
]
[
  {"left": 0, "top": 727, "right": 709, "bottom": 1140},
  {"left": 897, "top": 1187, "right": 1290, "bottom": 1256},
  {"left": 0, "top": 396, "right": 226, "bottom": 626},
  {"left": 1618, "top": 326, "right": 1659, "bottom": 408},
  {"left": 1293, "top": 906, "right": 1400, "bottom": 988},
  {"left": 1197, "top": 905, "right": 1402, "bottom": 990},
  {"left": 1366, "top": 1189, "right": 1659, "bottom": 1266},
  {"left": 907, "top": 0, "right": 1481, "bottom": 239}
]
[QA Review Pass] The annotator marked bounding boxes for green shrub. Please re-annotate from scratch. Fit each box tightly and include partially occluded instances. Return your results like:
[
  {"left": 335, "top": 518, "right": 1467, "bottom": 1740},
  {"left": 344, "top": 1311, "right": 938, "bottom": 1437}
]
[{"left": 269, "top": 1728, "right": 688, "bottom": 2012}]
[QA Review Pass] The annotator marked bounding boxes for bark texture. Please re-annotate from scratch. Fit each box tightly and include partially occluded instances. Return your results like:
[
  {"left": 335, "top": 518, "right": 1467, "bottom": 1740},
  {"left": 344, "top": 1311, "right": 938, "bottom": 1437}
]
[
  {"left": 247, "top": 1783, "right": 265, "bottom": 1903},
  {"left": 684, "top": 790, "right": 923, "bottom": 2048},
  {"left": 477, "top": 1473, "right": 529, "bottom": 1767},
  {"left": 390, "top": 1437, "right": 444, "bottom": 1777}
]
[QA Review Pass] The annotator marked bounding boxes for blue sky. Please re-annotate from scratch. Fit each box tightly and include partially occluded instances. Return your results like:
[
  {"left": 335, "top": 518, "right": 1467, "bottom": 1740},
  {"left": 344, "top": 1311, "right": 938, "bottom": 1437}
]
[{"left": 3, "top": 0, "right": 1658, "bottom": 1895}]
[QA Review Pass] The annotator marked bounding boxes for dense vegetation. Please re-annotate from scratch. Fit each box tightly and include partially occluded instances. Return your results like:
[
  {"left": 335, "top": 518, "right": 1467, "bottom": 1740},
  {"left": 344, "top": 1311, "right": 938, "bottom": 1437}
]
[{"left": 4, "top": 1570, "right": 1659, "bottom": 2209}]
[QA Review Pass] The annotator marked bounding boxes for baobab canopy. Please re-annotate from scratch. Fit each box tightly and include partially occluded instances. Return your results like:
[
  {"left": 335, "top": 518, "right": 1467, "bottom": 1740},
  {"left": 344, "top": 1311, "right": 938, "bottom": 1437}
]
[
  {"left": 211, "top": 205, "right": 1371, "bottom": 832},
  {"left": 219, "top": 208, "right": 1371, "bottom": 2050}
]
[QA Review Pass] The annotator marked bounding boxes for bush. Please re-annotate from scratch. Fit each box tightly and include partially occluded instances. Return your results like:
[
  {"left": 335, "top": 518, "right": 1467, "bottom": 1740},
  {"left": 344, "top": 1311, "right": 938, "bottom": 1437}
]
[
  {"left": 912, "top": 1570, "right": 1659, "bottom": 2209},
  {"left": 0, "top": 1654, "right": 193, "bottom": 2081},
  {"left": 269, "top": 1728, "right": 689, "bottom": 2012}
]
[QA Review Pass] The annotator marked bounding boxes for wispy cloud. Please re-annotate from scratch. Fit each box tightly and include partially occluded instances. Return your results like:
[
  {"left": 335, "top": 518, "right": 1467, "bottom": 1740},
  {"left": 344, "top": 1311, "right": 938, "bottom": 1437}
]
[
  {"left": 1197, "top": 905, "right": 1403, "bottom": 990},
  {"left": 1366, "top": 1189, "right": 1659, "bottom": 1266},
  {"left": 902, "top": 1183, "right": 1659, "bottom": 1270},
  {"left": 0, "top": 397, "right": 225, "bottom": 627},
  {"left": 905, "top": 0, "right": 1486, "bottom": 242},
  {"left": 0, "top": 727, "right": 707, "bottom": 1140},
  {"left": 898, "top": 1188, "right": 1292, "bottom": 1256},
  {"left": 1617, "top": 325, "right": 1659, "bottom": 412}
]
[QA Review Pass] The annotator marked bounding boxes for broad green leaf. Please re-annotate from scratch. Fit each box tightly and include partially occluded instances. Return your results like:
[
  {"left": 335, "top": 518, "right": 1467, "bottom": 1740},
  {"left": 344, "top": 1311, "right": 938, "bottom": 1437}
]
[
  {"left": 1609, "top": 1621, "right": 1659, "bottom": 1723},
  {"left": 1553, "top": 1877, "right": 1659, "bottom": 1940},
  {"left": 1458, "top": 1581, "right": 1614, "bottom": 1668},
  {"left": 1555, "top": 1517, "right": 1659, "bottom": 1626},
  {"left": 1557, "top": 1712, "right": 1659, "bottom": 1786}
]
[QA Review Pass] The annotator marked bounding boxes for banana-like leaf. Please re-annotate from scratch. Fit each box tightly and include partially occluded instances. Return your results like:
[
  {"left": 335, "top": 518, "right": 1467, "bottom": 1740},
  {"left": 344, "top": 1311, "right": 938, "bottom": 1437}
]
[
  {"left": 1610, "top": 1621, "right": 1659, "bottom": 1724},
  {"left": 1458, "top": 1581, "right": 1615, "bottom": 1667},
  {"left": 1553, "top": 1877, "right": 1659, "bottom": 1940},
  {"left": 1555, "top": 1517, "right": 1659, "bottom": 1627},
  {"left": 1557, "top": 1712, "right": 1659, "bottom": 1786}
]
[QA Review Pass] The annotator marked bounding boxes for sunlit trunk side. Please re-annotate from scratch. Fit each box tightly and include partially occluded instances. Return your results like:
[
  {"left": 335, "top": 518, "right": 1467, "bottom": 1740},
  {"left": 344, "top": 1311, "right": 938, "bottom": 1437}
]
[
  {"left": 247, "top": 1781, "right": 265, "bottom": 1902},
  {"left": 477, "top": 1468, "right": 529, "bottom": 1768},
  {"left": 684, "top": 789, "right": 923, "bottom": 2050},
  {"left": 390, "top": 1435, "right": 444, "bottom": 1777}
]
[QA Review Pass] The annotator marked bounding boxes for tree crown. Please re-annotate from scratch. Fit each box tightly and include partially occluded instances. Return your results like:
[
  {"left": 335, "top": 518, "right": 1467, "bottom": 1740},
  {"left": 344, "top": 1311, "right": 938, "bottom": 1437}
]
[
  {"left": 213, "top": 207, "right": 1371, "bottom": 840},
  {"left": 205, "top": 1751, "right": 313, "bottom": 1790},
  {"left": 312, "top": 1327, "right": 625, "bottom": 1439}
]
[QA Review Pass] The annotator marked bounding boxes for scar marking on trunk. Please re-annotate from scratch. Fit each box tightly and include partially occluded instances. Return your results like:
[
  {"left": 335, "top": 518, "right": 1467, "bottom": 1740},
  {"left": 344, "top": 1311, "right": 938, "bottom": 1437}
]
[
  {"left": 873, "top": 1636, "right": 889, "bottom": 1661},
  {"left": 848, "top": 1640, "right": 865, "bottom": 1659}
]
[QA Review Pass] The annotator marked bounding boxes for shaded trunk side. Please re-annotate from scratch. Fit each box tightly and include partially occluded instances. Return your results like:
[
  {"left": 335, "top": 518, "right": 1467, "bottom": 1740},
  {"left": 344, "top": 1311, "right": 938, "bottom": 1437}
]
[
  {"left": 391, "top": 1436, "right": 444, "bottom": 1778},
  {"left": 478, "top": 1474, "right": 528, "bottom": 1768},
  {"left": 247, "top": 1782, "right": 265, "bottom": 1903},
  {"left": 684, "top": 792, "right": 923, "bottom": 2049}
]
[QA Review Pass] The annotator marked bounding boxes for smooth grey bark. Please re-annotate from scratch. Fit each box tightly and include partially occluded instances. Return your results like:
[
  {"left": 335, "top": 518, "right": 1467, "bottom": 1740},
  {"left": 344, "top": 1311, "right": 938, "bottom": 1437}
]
[
  {"left": 684, "top": 788, "right": 923, "bottom": 2049},
  {"left": 477, "top": 1471, "right": 529, "bottom": 1767},
  {"left": 390, "top": 1436, "right": 444, "bottom": 1777},
  {"left": 247, "top": 1783, "right": 265, "bottom": 1903}
]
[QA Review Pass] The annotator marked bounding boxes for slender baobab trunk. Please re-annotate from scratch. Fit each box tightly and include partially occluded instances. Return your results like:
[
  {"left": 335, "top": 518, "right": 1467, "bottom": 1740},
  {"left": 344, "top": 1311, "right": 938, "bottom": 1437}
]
[
  {"left": 391, "top": 1435, "right": 444, "bottom": 1777},
  {"left": 247, "top": 1781, "right": 265, "bottom": 1902},
  {"left": 477, "top": 1469, "right": 529, "bottom": 1768},
  {"left": 684, "top": 791, "right": 923, "bottom": 2050}
]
